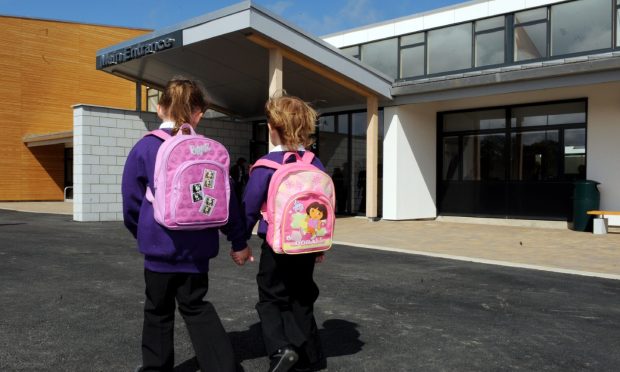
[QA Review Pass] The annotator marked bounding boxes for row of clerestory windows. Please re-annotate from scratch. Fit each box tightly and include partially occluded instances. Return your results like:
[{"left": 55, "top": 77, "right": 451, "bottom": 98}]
[{"left": 340, "top": 0, "right": 620, "bottom": 80}]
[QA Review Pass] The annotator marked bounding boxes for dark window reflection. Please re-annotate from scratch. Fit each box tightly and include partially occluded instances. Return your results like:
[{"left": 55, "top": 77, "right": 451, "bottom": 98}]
[
  {"left": 512, "top": 102, "right": 586, "bottom": 127},
  {"left": 564, "top": 128, "right": 586, "bottom": 180},
  {"left": 444, "top": 109, "right": 506, "bottom": 132},
  {"left": 511, "top": 130, "right": 560, "bottom": 181},
  {"left": 463, "top": 134, "right": 506, "bottom": 180},
  {"left": 443, "top": 137, "right": 459, "bottom": 181}
]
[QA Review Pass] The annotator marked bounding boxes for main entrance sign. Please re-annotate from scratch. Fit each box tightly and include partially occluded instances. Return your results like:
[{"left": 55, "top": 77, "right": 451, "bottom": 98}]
[{"left": 97, "top": 31, "right": 183, "bottom": 69}]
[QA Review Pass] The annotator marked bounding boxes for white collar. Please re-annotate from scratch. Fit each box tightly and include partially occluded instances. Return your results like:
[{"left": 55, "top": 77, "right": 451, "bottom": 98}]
[
  {"left": 270, "top": 145, "right": 305, "bottom": 152},
  {"left": 159, "top": 121, "right": 175, "bottom": 129}
]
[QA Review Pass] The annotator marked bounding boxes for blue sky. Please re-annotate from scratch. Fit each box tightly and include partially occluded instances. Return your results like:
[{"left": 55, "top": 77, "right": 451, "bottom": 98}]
[{"left": 0, "top": 0, "right": 465, "bottom": 36}]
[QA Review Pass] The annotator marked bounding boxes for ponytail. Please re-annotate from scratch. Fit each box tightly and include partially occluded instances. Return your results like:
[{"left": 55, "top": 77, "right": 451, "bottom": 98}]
[{"left": 158, "top": 78, "right": 209, "bottom": 135}]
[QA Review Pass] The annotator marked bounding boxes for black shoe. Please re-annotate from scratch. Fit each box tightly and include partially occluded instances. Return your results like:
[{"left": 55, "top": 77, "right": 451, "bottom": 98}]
[
  {"left": 268, "top": 347, "right": 299, "bottom": 372},
  {"left": 291, "top": 359, "right": 326, "bottom": 372}
]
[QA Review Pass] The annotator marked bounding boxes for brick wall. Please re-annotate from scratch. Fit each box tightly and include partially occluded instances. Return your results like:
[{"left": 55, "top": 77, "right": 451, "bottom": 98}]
[{"left": 73, "top": 105, "right": 252, "bottom": 221}]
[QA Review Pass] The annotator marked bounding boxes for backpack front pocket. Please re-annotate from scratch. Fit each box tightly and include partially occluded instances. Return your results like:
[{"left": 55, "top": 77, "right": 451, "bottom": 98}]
[
  {"left": 280, "top": 192, "right": 334, "bottom": 254},
  {"left": 170, "top": 160, "right": 229, "bottom": 227}
]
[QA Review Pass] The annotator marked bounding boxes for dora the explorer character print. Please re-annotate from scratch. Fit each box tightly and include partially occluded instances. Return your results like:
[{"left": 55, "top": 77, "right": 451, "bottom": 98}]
[
  {"left": 305, "top": 202, "right": 327, "bottom": 238},
  {"left": 288, "top": 200, "right": 329, "bottom": 240}
]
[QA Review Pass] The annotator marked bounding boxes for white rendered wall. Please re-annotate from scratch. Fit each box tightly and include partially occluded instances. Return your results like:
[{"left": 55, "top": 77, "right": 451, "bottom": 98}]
[
  {"left": 73, "top": 105, "right": 252, "bottom": 222},
  {"left": 586, "top": 87, "right": 620, "bottom": 226},
  {"left": 383, "top": 104, "right": 437, "bottom": 220},
  {"left": 384, "top": 81, "right": 620, "bottom": 225}
]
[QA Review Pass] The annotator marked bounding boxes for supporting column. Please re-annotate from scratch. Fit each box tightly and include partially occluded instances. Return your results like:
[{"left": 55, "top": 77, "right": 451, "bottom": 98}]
[
  {"left": 366, "top": 95, "right": 379, "bottom": 220},
  {"left": 268, "top": 48, "right": 283, "bottom": 150},
  {"left": 135, "top": 81, "right": 142, "bottom": 112}
]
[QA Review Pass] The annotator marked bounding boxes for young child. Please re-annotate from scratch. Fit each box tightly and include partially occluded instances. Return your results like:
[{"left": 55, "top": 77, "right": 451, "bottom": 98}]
[
  {"left": 122, "top": 78, "right": 252, "bottom": 372},
  {"left": 238, "top": 95, "right": 327, "bottom": 372}
]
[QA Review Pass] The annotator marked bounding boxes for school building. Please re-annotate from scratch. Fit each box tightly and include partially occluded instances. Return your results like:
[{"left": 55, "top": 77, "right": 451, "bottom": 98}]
[
  {"left": 11, "top": 0, "right": 620, "bottom": 226},
  {"left": 0, "top": 15, "right": 153, "bottom": 202}
]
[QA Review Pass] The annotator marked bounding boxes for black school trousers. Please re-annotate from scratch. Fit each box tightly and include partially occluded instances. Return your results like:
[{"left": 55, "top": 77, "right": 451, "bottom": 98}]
[
  {"left": 141, "top": 269, "right": 235, "bottom": 372},
  {"left": 256, "top": 241, "right": 324, "bottom": 365}
]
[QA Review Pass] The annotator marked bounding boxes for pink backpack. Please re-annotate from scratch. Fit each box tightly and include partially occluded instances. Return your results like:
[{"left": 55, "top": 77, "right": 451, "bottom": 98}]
[
  {"left": 252, "top": 151, "right": 335, "bottom": 254},
  {"left": 145, "top": 124, "right": 230, "bottom": 230}
]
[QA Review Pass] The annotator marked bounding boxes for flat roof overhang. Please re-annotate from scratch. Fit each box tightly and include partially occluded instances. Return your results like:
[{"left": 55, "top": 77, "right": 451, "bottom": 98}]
[
  {"left": 390, "top": 54, "right": 620, "bottom": 106},
  {"left": 96, "top": 1, "right": 393, "bottom": 118},
  {"left": 24, "top": 131, "right": 73, "bottom": 148}
]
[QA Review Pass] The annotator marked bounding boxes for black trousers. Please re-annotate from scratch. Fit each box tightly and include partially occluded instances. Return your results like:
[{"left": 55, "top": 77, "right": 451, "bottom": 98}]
[
  {"left": 256, "top": 241, "right": 324, "bottom": 365},
  {"left": 142, "top": 269, "right": 235, "bottom": 372}
]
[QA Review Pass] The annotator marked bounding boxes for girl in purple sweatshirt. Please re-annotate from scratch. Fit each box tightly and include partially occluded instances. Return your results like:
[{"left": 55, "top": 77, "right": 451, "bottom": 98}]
[
  {"left": 122, "top": 78, "right": 250, "bottom": 372},
  {"left": 238, "top": 96, "right": 327, "bottom": 372}
]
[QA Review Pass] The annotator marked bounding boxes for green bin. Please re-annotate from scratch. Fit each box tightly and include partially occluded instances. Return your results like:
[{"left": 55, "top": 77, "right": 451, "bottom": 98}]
[{"left": 572, "top": 180, "right": 600, "bottom": 231}]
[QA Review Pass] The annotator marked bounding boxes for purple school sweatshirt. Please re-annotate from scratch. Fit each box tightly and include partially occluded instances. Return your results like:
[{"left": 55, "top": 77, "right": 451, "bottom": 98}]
[
  {"left": 121, "top": 129, "right": 247, "bottom": 273},
  {"left": 243, "top": 151, "right": 326, "bottom": 239}
]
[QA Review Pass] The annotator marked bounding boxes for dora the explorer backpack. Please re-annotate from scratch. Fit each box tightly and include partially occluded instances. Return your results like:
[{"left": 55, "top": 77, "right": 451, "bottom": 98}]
[
  {"left": 145, "top": 124, "right": 230, "bottom": 230},
  {"left": 252, "top": 151, "right": 336, "bottom": 254}
]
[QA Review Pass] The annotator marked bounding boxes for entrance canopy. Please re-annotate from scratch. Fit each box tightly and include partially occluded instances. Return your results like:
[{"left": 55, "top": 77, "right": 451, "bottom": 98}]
[{"left": 96, "top": 0, "right": 393, "bottom": 118}]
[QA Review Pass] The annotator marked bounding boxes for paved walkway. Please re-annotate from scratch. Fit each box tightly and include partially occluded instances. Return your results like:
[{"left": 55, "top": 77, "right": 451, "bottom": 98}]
[
  {"left": 334, "top": 217, "right": 620, "bottom": 279},
  {"left": 1, "top": 202, "right": 618, "bottom": 279}
]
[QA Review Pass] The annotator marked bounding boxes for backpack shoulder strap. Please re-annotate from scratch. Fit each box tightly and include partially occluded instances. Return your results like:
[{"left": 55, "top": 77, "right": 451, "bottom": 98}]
[
  {"left": 145, "top": 129, "right": 172, "bottom": 141},
  {"left": 250, "top": 159, "right": 282, "bottom": 174},
  {"left": 301, "top": 151, "right": 315, "bottom": 164}
]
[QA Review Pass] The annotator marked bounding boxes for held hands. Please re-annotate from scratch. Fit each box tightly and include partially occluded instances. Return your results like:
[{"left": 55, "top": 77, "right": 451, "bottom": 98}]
[{"left": 230, "top": 246, "right": 254, "bottom": 266}]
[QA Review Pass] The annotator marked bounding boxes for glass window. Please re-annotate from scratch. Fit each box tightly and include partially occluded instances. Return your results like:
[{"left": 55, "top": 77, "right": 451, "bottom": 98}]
[
  {"left": 427, "top": 23, "right": 473, "bottom": 74},
  {"left": 463, "top": 134, "right": 506, "bottom": 181},
  {"left": 564, "top": 128, "right": 586, "bottom": 180},
  {"left": 401, "top": 33, "right": 424, "bottom": 46},
  {"left": 511, "top": 102, "right": 586, "bottom": 127},
  {"left": 352, "top": 112, "right": 366, "bottom": 137},
  {"left": 511, "top": 130, "right": 560, "bottom": 181},
  {"left": 476, "top": 16, "right": 505, "bottom": 32},
  {"left": 551, "top": 0, "right": 611, "bottom": 56},
  {"left": 515, "top": 22, "right": 548, "bottom": 61},
  {"left": 337, "top": 114, "right": 349, "bottom": 134},
  {"left": 146, "top": 88, "right": 160, "bottom": 112},
  {"left": 515, "top": 8, "right": 548, "bottom": 24},
  {"left": 361, "top": 38, "right": 398, "bottom": 78},
  {"left": 319, "top": 115, "right": 335, "bottom": 132},
  {"left": 400, "top": 45, "right": 425, "bottom": 78},
  {"left": 443, "top": 109, "right": 506, "bottom": 132},
  {"left": 476, "top": 30, "right": 505, "bottom": 67},
  {"left": 341, "top": 46, "right": 360, "bottom": 59},
  {"left": 443, "top": 137, "right": 459, "bottom": 181}
]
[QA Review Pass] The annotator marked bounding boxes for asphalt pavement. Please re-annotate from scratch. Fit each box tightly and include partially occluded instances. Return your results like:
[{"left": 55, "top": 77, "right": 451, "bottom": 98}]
[{"left": 1, "top": 210, "right": 619, "bottom": 371}]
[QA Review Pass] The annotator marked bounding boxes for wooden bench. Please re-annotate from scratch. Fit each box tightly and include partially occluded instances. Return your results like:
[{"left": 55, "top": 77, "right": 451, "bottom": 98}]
[{"left": 586, "top": 210, "right": 620, "bottom": 234}]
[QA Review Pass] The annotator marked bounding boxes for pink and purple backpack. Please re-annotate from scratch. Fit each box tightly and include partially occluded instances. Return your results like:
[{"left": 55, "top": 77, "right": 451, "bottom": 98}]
[
  {"left": 252, "top": 151, "right": 335, "bottom": 254},
  {"left": 145, "top": 124, "right": 230, "bottom": 230}
]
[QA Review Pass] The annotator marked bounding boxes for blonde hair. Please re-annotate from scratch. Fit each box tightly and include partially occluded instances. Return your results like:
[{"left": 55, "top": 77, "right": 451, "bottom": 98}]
[
  {"left": 265, "top": 95, "right": 317, "bottom": 150},
  {"left": 158, "top": 78, "right": 209, "bottom": 135}
]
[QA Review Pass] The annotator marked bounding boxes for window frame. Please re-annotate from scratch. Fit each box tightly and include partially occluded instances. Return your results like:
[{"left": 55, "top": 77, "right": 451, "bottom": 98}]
[
  {"left": 474, "top": 16, "right": 507, "bottom": 68},
  {"left": 398, "top": 32, "right": 426, "bottom": 79},
  {"left": 437, "top": 98, "right": 588, "bottom": 183},
  {"left": 513, "top": 6, "right": 549, "bottom": 62}
]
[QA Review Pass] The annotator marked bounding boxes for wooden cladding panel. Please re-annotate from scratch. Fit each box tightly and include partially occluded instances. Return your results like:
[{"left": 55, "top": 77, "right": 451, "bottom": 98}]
[{"left": 0, "top": 17, "right": 149, "bottom": 200}]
